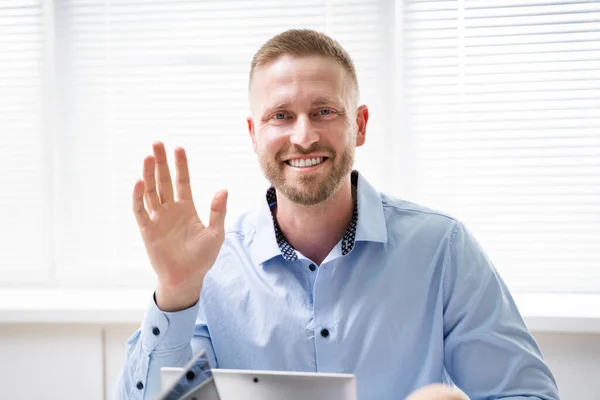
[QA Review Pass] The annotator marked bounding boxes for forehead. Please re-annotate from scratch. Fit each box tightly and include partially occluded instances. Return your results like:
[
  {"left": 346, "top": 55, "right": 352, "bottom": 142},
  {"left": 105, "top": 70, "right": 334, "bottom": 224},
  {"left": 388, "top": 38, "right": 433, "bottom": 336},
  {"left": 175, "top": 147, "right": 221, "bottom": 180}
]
[{"left": 250, "top": 54, "right": 350, "bottom": 109}]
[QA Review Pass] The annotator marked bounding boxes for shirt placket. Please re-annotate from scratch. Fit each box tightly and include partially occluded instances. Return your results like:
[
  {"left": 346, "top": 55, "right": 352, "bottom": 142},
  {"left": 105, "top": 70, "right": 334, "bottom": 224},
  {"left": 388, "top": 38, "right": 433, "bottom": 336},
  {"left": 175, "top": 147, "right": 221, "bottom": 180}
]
[{"left": 312, "top": 261, "right": 340, "bottom": 373}]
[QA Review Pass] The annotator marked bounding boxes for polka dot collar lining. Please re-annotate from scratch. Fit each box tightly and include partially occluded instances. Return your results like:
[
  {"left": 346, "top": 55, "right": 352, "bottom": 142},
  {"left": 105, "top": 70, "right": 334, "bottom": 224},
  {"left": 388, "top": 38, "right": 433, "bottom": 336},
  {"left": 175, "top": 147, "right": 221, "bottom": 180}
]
[{"left": 265, "top": 171, "right": 359, "bottom": 262}]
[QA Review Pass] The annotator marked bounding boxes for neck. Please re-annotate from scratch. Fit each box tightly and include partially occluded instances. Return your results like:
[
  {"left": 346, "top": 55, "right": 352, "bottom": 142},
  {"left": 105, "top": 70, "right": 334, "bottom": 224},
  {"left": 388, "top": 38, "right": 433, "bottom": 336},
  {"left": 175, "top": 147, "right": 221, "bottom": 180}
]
[{"left": 274, "top": 175, "right": 355, "bottom": 265}]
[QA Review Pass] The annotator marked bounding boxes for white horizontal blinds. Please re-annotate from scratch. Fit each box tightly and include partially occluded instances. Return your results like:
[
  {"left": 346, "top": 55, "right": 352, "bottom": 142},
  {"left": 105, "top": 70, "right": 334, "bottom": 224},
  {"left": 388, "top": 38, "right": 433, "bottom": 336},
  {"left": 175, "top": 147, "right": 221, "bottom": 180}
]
[
  {"left": 54, "top": 0, "right": 390, "bottom": 286},
  {"left": 0, "top": 0, "right": 49, "bottom": 283},
  {"left": 328, "top": 0, "right": 392, "bottom": 190},
  {"left": 404, "top": 0, "right": 600, "bottom": 293}
]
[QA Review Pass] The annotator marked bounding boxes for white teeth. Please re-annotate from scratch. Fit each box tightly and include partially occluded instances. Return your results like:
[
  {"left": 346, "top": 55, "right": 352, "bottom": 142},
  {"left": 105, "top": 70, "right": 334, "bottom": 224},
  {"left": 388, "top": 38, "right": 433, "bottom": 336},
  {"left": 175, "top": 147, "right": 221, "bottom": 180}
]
[{"left": 289, "top": 157, "right": 324, "bottom": 168}]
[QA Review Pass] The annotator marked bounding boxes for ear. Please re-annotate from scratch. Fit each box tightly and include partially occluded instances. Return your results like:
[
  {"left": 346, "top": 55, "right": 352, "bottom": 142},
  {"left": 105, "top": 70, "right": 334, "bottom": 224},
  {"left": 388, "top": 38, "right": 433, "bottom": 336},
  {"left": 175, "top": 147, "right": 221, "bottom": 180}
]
[
  {"left": 247, "top": 117, "right": 258, "bottom": 154},
  {"left": 355, "top": 105, "right": 369, "bottom": 147}
]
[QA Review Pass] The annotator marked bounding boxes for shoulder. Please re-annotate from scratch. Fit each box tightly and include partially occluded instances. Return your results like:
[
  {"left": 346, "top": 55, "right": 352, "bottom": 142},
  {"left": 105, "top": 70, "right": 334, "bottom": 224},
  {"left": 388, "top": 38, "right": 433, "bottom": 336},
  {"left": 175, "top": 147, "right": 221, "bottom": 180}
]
[
  {"left": 224, "top": 207, "right": 257, "bottom": 240},
  {"left": 379, "top": 192, "right": 463, "bottom": 244},
  {"left": 208, "top": 201, "right": 269, "bottom": 271}
]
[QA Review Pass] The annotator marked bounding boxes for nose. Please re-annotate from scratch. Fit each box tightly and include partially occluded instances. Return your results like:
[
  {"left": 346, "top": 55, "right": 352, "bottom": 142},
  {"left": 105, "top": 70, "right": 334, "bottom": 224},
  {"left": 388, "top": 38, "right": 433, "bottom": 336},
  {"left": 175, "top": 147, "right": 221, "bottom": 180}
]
[{"left": 289, "top": 114, "right": 319, "bottom": 149}]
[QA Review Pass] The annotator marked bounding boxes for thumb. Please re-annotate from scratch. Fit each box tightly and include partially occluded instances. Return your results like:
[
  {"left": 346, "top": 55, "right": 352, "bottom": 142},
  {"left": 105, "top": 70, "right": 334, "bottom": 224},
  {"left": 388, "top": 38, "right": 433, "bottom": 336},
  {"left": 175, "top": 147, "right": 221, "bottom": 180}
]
[{"left": 208, "top": 189, "right": 228, "bottom": 232}]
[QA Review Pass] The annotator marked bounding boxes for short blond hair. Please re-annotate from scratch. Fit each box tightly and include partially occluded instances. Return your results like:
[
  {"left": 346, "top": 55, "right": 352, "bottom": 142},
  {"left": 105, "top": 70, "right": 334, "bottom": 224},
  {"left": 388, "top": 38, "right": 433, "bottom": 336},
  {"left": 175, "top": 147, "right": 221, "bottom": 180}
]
[{"left": 249, "top": 29, "right": 359, "bottom": 100}]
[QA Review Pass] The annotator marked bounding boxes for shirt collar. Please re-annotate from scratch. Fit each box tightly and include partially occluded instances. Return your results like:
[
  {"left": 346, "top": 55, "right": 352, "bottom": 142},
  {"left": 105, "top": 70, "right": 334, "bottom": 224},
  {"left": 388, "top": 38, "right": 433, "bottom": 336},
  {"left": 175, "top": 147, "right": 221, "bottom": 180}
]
[{"left": 249, "top": 170, "right": 388, "bottom": 265}]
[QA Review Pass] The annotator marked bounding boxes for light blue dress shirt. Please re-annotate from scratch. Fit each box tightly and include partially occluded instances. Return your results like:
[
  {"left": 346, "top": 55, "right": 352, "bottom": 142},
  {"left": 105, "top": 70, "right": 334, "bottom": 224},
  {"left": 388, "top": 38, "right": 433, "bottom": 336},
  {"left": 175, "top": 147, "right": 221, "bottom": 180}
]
[{"left": 115, "top": 171, "right": 559, "bottom": 400}]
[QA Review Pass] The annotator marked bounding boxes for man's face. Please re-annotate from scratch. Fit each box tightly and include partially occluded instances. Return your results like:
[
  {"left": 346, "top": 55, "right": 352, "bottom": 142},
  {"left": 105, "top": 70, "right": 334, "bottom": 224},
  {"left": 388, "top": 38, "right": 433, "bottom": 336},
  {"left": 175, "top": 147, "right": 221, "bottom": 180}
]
[{"left": 247, "top": 54, "right": 368, "bottom": 206}]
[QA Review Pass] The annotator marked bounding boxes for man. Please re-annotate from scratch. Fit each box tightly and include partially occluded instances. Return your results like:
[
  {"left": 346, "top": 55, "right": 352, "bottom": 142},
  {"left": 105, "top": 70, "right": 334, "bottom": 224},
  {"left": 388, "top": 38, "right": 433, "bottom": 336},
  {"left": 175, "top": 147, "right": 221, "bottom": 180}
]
[{"left": 116, "top": 29, "right": 559, "bottom": 400}]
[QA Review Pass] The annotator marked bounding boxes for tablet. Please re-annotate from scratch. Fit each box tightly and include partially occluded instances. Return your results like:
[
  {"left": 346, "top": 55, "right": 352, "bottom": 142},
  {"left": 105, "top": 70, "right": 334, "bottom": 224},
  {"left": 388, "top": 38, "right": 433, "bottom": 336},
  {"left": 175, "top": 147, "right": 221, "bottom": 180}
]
[
  {"left": 212, "top": 368, "right": 357, "bottom": 400},
  {"left": 160, "top": 361, "right": 357, "bottom": 400}
]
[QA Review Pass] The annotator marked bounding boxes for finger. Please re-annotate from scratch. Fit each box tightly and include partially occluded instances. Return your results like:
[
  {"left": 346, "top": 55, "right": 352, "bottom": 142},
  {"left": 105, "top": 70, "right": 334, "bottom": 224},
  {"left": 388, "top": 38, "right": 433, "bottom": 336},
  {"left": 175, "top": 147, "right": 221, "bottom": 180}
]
[
  {"left": 153, "top": 141, "right": 175, "bottom": 204},
  {"left": 174, "top": 146, "right": 193, "bottom": 201},
  {"left": 208, "top": 189, "right": 228, "bottom": 232},
  {"left": 143, "top": 155, "right": 161, "bottom": 211},
  {"left": 132, "top": 180, "right": 151, "bottom": 228}
]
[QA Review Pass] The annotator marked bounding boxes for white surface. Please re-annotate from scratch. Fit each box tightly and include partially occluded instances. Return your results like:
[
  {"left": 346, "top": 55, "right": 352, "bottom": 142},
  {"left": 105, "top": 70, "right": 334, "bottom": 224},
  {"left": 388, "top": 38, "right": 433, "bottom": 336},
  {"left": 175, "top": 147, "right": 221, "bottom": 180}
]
[
  {"left": 0, "top": 288, "right": 150, "bottom": 324},
  {"left": 216, "top": 369, "right": 356, "bottom": 400},
  {"left": 0, "top": 324, "right": 104, "bottom": 400},
  {"left": 534, "top": 332, "right": 600, "bottom": 400},
  {"left": 0, "top": 288, "right": 599, "bottom": 333},
  {"left": 516, "top": 293, "right": 600, "bottom": 333}
]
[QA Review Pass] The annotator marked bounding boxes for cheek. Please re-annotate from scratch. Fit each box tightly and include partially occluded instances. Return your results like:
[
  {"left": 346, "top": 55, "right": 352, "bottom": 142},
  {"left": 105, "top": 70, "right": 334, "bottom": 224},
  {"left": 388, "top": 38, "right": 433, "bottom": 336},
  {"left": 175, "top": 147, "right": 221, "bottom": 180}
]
[
  {"left": 327, "top": 120, "right": 354, "bottom": 146},
  {"left": 256, "top": 126, "right": 288, "bottom": 156}
]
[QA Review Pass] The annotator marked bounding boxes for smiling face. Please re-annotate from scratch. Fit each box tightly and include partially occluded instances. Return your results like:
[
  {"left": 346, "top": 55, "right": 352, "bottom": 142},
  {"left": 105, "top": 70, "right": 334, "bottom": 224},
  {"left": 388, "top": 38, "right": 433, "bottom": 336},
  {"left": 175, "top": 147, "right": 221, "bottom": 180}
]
[{"left": 248, "top": 54, "right": 368, "bottom": 206}]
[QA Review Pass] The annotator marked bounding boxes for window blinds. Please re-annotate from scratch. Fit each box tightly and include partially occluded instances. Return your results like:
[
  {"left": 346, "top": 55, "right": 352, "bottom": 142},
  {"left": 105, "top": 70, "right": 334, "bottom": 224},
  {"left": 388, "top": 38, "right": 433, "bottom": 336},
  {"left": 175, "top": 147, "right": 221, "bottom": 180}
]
[
  {"left": 4, "top": 0, "right": 597, "bottom": 293},
  {"left": 52, "top": 0, "right": 391, "bottom": 286},
  {"left": 0, "top": 0, "right": 50, "bottom": 284},
  {"left": 402, "top": 0, "right": 600, "bottom": 292}
]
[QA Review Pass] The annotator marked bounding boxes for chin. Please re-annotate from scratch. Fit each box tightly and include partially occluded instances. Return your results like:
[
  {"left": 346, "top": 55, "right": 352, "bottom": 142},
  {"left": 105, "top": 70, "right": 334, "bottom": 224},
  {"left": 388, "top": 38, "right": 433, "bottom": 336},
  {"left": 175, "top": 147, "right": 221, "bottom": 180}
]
[{"left": 289, "top": 171, "right": 326, "bottom": 187}]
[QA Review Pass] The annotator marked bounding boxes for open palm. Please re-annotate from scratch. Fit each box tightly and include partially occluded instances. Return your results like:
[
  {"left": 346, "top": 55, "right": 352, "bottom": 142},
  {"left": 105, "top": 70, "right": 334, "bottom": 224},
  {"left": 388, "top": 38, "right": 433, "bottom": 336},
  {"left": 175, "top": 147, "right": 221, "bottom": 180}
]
[{"left": 132, "top": 142, "right": 227, "bottom": 310}]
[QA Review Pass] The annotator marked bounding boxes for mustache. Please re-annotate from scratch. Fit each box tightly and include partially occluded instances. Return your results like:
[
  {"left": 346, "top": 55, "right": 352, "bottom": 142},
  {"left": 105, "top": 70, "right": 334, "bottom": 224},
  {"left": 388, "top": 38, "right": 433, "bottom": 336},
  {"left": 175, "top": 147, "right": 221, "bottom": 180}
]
[{"left": 278, "top": 144, "right": 333, "bottom": 159}]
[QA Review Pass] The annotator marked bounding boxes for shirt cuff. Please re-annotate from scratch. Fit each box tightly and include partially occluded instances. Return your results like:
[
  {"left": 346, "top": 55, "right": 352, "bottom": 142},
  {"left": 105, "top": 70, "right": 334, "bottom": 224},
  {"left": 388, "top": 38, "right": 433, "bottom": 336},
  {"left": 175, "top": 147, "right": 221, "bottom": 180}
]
[{"left": 140, "top": 292, "right": 200, "bottom": 353}]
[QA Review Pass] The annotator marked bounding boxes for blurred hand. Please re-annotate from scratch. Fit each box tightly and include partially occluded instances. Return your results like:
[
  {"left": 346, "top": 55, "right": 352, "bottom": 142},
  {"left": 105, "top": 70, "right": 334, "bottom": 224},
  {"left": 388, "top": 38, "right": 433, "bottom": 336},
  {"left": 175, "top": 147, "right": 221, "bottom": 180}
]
[
  {"left": 132, "top": 142, "right": 228, "bottom": 311},
  {"left": 405, "top": 384, "right": 468, "bottom": 400}
]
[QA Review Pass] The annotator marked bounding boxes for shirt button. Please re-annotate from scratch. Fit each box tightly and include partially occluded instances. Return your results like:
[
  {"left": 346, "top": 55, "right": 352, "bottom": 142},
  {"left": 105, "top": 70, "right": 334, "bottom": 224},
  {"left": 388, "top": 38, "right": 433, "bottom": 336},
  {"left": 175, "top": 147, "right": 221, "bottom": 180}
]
[
  {"left": 309, "top": 264, "right": 316, "bottom": 271},
  {"left": 186, "top": 370, "right": 196, "bottom": 381},
  {"left": 136, "top": 381, "right": 144, "bottom": 390},
  {"left": 320, "top": 328, "right": 330, "bottom": 338},
  {"left": 152, "top": 326, "right": 160, "bottom": 336}
]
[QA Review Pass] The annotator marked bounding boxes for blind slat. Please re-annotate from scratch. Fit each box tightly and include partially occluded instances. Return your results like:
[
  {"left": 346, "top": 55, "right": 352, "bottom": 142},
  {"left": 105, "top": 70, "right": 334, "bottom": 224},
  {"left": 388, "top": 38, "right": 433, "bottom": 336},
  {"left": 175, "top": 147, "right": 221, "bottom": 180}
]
[
  {"left": 0, "top": 0, "right": 47, "bottom": 278},
  {"left": 405, "top": 0, "right": 600, "bottom": 293},
  {"left": 51, "top": 0, "right": 389, "bottom": 283}
]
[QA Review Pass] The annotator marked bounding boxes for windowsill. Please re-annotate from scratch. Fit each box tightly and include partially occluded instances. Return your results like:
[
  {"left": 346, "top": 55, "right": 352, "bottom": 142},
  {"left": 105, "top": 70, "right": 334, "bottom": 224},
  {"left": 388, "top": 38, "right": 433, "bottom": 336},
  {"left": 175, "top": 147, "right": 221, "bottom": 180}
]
[
  {"left": 0, "top": 288, "right": 152, "bottom": 325},
  {"left": 0, "top": 288, "right": 599, "bottom": 333}
]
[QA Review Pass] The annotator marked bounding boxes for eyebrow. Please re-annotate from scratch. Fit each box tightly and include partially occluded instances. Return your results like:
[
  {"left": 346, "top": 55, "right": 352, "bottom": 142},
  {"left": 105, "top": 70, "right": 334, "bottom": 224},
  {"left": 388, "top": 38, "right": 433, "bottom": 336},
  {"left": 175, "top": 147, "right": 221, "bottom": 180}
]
[
  {"left": 267, "top": 102, "right": 292, "bottom": 112},
  {"left": 265, "top": 97, "right": 343, "bottom": 112},
  {"left": 311, "top": 97, "right": 342, "bottom": 106}
]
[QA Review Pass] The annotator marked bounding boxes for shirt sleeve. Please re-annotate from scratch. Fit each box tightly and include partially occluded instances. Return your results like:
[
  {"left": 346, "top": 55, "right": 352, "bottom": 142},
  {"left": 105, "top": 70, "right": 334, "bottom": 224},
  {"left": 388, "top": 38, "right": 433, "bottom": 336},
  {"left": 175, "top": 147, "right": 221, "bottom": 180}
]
[
  {"left": 112, "top": 293, "right": 216, "bottom": 400},
  {"left": 442, "top": 223, "right": 560, "bottom": 400}
]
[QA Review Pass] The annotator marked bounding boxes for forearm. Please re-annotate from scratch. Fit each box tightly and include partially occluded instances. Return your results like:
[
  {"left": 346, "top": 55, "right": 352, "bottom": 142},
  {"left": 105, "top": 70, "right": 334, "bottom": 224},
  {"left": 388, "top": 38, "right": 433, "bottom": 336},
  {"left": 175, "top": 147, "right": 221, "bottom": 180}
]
[
  {"left": 443, "top": 223, "right": 559, "bottom": 400},
  {"left": 113, "top": 294, "right": 202, "bottom": 399},
  {"left": 114, "top": 329, "right": 194, "bottom": 400}
]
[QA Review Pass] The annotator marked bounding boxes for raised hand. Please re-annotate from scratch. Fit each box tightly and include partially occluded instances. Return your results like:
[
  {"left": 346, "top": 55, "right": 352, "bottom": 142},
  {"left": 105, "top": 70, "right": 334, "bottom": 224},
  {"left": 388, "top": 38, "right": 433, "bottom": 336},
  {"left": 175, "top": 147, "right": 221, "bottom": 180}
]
[{"left": 132, "top": 142, "right": 228, "bottom": 311}]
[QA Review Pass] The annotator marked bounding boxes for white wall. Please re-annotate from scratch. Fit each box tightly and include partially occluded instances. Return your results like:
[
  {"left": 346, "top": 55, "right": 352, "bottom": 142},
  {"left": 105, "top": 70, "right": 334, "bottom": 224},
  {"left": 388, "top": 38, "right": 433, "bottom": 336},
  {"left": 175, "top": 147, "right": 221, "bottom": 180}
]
[
  {"left": 0, "top": 323, "right": 597, "bottom": 400},
  {"left": 533, "top": 333, "right": 600, "bottom": 400},
  {"left": 0, "top": 324, "right": 105, "bottom": 399}
]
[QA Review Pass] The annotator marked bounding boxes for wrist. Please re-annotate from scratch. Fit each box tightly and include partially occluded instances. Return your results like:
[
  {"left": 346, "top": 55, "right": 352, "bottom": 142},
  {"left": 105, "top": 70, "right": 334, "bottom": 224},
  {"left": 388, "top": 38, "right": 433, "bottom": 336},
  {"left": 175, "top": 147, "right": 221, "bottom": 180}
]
[{"left": 155, "top": 278, "right": 203, "bottom": 312}]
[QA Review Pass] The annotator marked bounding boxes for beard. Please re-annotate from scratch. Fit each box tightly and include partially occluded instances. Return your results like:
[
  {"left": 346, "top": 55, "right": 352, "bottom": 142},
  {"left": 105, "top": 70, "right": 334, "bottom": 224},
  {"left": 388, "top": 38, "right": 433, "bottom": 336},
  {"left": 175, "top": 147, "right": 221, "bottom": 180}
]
[{"left": 259, "top": 142, "right": 355, "bottom": 206}]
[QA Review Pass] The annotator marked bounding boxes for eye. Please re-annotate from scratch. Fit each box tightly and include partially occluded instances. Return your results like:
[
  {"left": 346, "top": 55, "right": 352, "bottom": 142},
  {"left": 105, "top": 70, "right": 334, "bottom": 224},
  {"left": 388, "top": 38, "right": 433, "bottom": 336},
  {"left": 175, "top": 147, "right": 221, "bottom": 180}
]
[
  {"left": 273, "top": 112, "right": 287, "bottom": 120},
  {"left": 319, "top": 109, "right": 332, "bottom": 116}
]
